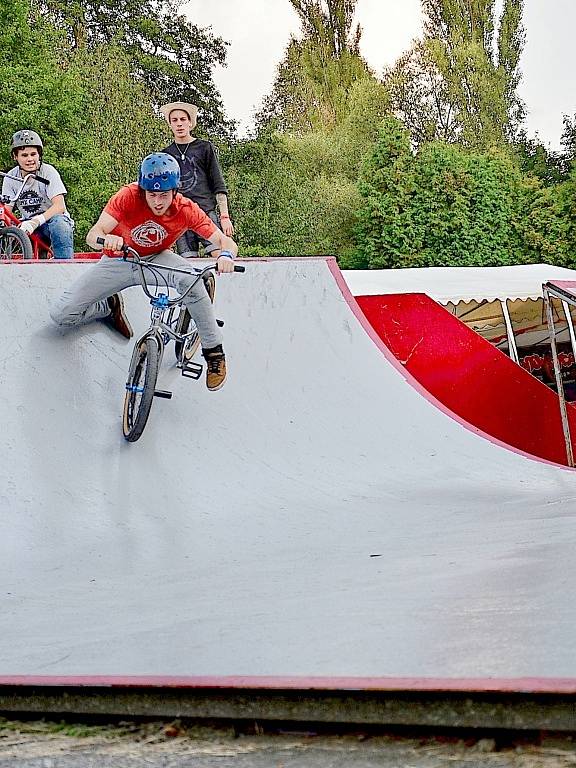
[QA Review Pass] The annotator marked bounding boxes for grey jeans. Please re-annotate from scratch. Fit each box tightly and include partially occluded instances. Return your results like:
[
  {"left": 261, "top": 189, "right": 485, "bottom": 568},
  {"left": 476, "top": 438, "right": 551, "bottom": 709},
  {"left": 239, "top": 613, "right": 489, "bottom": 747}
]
[{"left": 50, "top": 250, "right": 223, "bottom": 349}]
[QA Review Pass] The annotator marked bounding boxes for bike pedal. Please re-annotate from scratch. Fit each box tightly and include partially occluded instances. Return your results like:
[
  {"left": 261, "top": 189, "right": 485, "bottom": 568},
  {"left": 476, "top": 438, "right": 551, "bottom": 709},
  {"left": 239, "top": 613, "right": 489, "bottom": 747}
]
[
  {"left": 154, "top": 389, "right": 173, "bottom": 399},
  {"left": 216, "top": 318, "right": 224, "bottom": 327},
  {"left": 180, "top": 360, "right": 203, "bottom": 380}
]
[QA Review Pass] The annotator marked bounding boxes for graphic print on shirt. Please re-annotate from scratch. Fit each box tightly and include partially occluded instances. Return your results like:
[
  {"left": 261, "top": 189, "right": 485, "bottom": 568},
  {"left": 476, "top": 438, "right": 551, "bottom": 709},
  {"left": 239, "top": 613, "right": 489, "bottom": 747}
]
[
  {"left": 131, "top": 220, "right": 168, "bottom": 248},
  {"left": 18, "top": 190, "right": 44, "bottom": 217},
  {"left": 179, "top": 157, "right": 199, "bottom": 197}
]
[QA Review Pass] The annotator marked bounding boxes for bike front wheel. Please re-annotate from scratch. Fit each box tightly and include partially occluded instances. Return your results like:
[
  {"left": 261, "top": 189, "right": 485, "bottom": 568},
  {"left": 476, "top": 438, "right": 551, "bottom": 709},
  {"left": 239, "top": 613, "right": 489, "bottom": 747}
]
[
  {"left": 123, "top": 337, "right": 160, "bottom": 442},
  {"left": 0, "top": 226, "right": 34, "bottom": 260}
]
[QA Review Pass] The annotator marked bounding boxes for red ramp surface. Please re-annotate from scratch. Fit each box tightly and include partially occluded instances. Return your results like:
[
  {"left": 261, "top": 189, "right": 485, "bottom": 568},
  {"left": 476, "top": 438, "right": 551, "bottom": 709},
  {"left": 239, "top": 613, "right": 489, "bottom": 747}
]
[{"left": 357, "top": 292, "right": 576, "bottom": 466}]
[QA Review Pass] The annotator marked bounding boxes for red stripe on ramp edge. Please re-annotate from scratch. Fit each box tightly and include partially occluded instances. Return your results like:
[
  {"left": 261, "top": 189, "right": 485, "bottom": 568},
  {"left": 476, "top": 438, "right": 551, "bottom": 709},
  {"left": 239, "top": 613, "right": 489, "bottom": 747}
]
[{"left": 1, "top": 675, "right": 576, "bottom": 693}]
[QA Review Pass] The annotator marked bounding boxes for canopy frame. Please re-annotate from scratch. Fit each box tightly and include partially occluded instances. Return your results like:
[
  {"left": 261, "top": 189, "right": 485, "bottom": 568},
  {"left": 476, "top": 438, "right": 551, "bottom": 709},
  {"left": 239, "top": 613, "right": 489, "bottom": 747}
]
[{"left": 543, "top": 281, "right": 576, "bottom": 467}]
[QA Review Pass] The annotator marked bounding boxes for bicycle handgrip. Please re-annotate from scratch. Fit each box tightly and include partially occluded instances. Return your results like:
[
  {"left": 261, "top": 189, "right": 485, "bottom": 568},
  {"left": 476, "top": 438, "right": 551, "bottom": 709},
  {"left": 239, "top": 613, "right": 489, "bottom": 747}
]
[
  {"left": 234, "top": 265, "right": 245, "bottom": 272},
  {"left": 33, "top": 174, "right": 50, "bottom": 185},
  {"left": 95, "top": 235, "right": 127, "bottom": 251}
]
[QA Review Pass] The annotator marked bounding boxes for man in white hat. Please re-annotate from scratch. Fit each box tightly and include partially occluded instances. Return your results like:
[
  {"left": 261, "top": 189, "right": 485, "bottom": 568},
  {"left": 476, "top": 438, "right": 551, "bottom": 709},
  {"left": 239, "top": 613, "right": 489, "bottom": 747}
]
[{"left": 159, "top": 101, "right": 234, "bottom": 259}]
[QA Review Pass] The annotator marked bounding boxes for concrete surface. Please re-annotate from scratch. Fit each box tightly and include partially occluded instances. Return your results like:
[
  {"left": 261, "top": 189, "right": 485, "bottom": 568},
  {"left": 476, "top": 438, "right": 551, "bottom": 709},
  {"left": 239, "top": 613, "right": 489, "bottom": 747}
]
[{"left": 0, "top": 258, "right": 575, "bottom": 691}]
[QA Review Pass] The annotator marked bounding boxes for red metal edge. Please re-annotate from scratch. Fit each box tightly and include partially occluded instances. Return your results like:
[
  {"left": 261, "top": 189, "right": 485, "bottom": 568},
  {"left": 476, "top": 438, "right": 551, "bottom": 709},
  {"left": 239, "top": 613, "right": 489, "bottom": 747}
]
[
  {"left": 326, "top": 260, "right": 572, "bottom": 471},
  {"left": 0, "top": 256, "right": 100, "bottom": 264},
  {"left": 547, "top": 281, "right": 576, "bottom": 292},
  {"left": 0, "top": 255, "right": 334, "bottom": 265},
  {"left": 0, "top": 674, "right": 576, "bottom": 694}
]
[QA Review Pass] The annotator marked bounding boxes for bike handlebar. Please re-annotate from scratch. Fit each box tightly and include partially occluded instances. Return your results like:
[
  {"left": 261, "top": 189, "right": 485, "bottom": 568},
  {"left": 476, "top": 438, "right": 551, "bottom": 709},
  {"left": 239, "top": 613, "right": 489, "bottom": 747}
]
[
  {"left": 94, "top": 237, "right": 244, "bottom": 306},
  {"left": 0, "top": 170, "right": 50, "bottom": 186},
  {"left": 0, "top": 171, "right": 50, "bottom": 210}
]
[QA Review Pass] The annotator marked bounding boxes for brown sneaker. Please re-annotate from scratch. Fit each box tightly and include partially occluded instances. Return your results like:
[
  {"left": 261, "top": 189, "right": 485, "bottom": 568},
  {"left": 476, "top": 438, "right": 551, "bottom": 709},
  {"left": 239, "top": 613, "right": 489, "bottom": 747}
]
[
  {"left": 107, "top": 293, "right": 133, "bottom": 339},
  {"left": 202, "top": 345, "right": 226, "bottom": 391}
]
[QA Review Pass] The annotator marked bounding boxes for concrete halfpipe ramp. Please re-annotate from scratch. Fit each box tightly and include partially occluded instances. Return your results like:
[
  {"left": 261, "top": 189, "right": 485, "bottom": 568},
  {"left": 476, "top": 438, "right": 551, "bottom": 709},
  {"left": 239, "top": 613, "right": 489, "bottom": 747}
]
[{"left": 1, "top": 258, "right": 576, "bottom": 720}]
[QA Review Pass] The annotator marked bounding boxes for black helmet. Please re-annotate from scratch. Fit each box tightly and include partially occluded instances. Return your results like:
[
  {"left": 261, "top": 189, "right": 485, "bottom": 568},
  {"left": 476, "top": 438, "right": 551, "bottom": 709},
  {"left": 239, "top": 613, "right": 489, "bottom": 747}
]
[{"left": 11, "top": 130, "right": 43, "bottom": 152}]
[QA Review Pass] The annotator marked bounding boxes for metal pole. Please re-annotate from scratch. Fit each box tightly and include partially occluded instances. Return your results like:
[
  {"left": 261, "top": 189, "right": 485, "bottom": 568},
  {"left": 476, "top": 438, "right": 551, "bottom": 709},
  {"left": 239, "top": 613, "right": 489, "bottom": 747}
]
[
  {"left": 562, "top": 300, "right": 576, "bottom": 353},
  {"left": 544, "top": 287, "right": 574, "bottom": 467},
  {"left": 500, "top": 300, "right": 519, "bottom": 364}
]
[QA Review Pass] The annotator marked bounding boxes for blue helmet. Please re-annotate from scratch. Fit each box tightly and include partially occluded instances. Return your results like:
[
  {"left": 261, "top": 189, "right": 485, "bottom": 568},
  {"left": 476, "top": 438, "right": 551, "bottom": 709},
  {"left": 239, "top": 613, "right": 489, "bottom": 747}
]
[{"left": 138, "top": 152, "right": 180, "bottom": 191}]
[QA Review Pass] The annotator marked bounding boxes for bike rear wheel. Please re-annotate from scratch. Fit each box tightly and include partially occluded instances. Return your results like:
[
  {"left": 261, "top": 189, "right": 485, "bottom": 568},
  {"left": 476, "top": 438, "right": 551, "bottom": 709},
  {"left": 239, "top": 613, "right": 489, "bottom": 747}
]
[
  {"left": 123, "top": 337, "right": 160, "bottom": 442},
  {"left": 174, "top": 308, "right": 200, "bottom": 362},
  {"left": 0, "top": 226, "right": 33, "bottom": 260},
  {"left": 174, "top": 273, "right": 214, "bottom": 362}
]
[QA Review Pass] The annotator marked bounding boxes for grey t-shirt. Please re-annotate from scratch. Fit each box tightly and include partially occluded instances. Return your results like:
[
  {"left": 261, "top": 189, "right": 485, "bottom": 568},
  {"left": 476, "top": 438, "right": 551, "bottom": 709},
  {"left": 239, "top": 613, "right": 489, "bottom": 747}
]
[{"left": 1, "top": 163, "right": 68, "bottom": 219}]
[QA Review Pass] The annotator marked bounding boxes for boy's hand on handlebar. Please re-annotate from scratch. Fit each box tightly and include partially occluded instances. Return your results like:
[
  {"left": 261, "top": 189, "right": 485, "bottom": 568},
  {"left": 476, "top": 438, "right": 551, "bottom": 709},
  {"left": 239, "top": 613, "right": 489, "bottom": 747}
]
[
  {"left": 216, "top": 254, "right": 235, "bottom": 273},
  {"left": 101, "top": 234, "right": 124, "bottom": 255}
]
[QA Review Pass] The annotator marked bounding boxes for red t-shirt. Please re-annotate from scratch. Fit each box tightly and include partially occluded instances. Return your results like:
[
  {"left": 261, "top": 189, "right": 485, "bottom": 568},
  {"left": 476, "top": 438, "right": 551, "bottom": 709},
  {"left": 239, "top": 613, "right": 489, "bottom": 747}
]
[{"left": 104, "top": 183, "right": 217, "bottom": 257}]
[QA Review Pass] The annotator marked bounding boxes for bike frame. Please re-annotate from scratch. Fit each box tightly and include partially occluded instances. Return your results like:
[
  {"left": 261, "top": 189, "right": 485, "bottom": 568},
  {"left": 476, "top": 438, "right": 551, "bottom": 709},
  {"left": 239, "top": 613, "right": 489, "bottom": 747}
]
[
  {"left": 113, "top": 241, "right": 244, "bottom": 440},
  {"left": 123, "top": 246, "right": 217, "bottom": 386},
  {"left": 0, "top": 171, "right": 54, "bottom": 259}
]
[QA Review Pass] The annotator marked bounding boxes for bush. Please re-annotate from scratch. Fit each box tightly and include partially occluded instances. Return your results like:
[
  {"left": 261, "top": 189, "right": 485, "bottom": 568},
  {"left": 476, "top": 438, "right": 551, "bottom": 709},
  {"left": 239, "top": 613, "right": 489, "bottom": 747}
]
[{"left": 355, "top": 118, "right": 546, "bottom": 268}]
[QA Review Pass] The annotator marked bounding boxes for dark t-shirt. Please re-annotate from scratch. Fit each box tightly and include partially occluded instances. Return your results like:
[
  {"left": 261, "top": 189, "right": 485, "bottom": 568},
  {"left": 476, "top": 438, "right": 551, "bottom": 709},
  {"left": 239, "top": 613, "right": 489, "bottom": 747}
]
[{"left": 162, "top": 139, "right": 227, "bottom": 214}]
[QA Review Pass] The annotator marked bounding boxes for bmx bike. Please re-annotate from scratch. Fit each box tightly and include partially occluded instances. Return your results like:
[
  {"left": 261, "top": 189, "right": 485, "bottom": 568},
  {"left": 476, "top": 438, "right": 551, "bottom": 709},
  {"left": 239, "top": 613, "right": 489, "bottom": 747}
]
[
  {"left": 98, "top": 241, "right": 245, "bottom": 442},
  {"left": 0, "top": 170, "right": 54, "bottom": 260}
]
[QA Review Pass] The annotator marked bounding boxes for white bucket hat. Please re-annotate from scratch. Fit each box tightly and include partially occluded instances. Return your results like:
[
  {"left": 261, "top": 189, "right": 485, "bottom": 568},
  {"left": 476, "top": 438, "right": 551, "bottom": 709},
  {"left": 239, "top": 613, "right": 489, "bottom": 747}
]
[{"left": 159, "top": 102, "right": 198, "bottom": 123}]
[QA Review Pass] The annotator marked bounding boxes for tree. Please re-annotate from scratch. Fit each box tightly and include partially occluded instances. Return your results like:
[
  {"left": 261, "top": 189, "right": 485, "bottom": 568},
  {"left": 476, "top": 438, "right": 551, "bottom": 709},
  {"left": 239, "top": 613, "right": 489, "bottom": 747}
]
[
  {"left": 355, "top": 117, "right": 539, "bottom": 269},
  {"left": 384, "top": 41, "right": 459, "bottom": 147},
  {"left": 36, "top": 0, "right": 234, "bottom": 139},
  {"left": 257, "top": 0, "right": 370, "bottom": 133},
  {"left": 0, "top": 0, "right": 77, "bottom": 160},
  {"left": 513, "top": 130, "right": 571, "bottom": 186},
  {"left": 353, "top": 117, "right": 416, "bottom": 268},
  {"left": 497, "top": 0, "right": 525, "bottom": 134},
  {"left": 561, "top": 114, "right": 576, "bottom": 162},
  {"left": 525, "top": 167, "right": 576, "bottom": 268},
  {"left": 0, "top": 0, "right": 120, "bottom": 246},
  {"left": 223, "top": 128, "right": 361, "bottom": 258},
  {"left": 68, "top": 44, "right": 166, "bottom": 180},
  {"left": 392, "top": 0, "right": 526, "bottom": 149}
]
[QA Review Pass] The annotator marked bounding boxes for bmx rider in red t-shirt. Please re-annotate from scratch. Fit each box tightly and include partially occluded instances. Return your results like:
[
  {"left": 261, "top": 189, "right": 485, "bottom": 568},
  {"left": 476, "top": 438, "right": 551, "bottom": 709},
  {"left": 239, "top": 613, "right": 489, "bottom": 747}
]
[{"left": 50, "top": 153, "right": 238, "bottom": 391}]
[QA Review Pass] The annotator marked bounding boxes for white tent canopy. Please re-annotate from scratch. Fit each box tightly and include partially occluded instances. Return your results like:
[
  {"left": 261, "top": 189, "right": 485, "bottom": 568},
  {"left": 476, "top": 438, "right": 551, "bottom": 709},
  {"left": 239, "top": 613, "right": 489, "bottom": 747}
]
[{"left": 343, "top": 264, "right": 576, "bottom": 305}]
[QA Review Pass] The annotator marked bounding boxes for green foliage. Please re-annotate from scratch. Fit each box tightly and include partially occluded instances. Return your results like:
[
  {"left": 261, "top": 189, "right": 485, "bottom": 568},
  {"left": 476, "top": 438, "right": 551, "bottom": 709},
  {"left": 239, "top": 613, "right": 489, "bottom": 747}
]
[
  {"left": 223, "top": 129, "right": 361, "bottom": 257},
  {"left": 0, "top": 1, "right": 77, "bottom": 163},
  {"left": 1, "top": 0, "right": 233, "bottom": 247},
  {"left": 60, "top": 44, "right": 171, "bottom": 243},
  {"left": 2, "top": 0, "right": 572, "bottom": 269},
  {"left": 331, "top": 77, "right": 391, "bottom": 178},
  {"left": 400, "top": 0, "right": 526, "bottom": 149},
  {"left": 257, "top": 0, "right": 370, "bottom": 133},
  {"left": 384, "top": 41, "right": 459, "bottom": 148},
  {"left": 513, "top": 131, "right": 571, "bottom": 186},
  {"left": 525, "top": 167, "right": 576, "bottom": 267},
  {"left": 497, "top": 0, "right": 526, "bottom": 131},
  {"left": 0, "top": 0, "right": 108, "bottom": 245},
  {"left": 38, "top": 0, "right": 234, "bottom": 139},
  {"left": 224, "top": 66, "right": 388, "bottom": 259},
  {"left": 67, "top": 44, "right": 166, "bottom": 186},
  {"left": 355, "top": 117, "right": 544, "bottom": 268},
  {"left": 561, "top": 115, "right": 576, "bottom": 162}
]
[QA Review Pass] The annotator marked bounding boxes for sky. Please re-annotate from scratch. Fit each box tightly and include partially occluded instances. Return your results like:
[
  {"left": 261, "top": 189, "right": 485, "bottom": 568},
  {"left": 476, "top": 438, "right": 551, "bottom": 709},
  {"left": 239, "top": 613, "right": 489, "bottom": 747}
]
[{"left": 182, "top": 0, "right": 575, "bottom": 150}]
